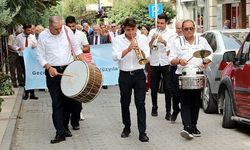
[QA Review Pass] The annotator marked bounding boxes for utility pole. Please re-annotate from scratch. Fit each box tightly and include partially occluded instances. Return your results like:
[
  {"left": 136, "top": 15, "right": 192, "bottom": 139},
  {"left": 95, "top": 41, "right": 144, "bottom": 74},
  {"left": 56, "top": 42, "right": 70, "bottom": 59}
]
[{"left": 155, "top": 0, "right": 158, "bottom": 27}]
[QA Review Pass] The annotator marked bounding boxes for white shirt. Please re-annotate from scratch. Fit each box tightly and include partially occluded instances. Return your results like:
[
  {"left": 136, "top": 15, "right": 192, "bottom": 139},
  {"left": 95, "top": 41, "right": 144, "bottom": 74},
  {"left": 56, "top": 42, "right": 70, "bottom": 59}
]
[
  {"left": 8, "top": 33, "right": 18, "bottom": 53},
  {"left": 109, "top": 30, "right": 118, "bottom": 42},
  {"left": 148, "top": 28, "right": 176, "bottom": 66},
  {"left": 75, "top": 30, "right": 89, "bottom": 46},
  {"left": 36, "top": 25, "right": 82, "bottom": 67},
  {"left": 14, "top": 33, "right": 37, "bottom": 56},
  {"left": 112, "top": 34, "right": 150, "bottom": 71},
  {"left": 169, "top": 35, "right": 213, "bottom": 74}
]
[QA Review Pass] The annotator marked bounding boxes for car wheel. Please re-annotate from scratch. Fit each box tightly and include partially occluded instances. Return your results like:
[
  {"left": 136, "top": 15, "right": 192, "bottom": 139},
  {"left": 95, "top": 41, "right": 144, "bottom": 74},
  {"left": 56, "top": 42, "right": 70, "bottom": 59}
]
[
  {"left": 202, "top": 80, "right": 217, "bottom": 113},
  {"left": 222, "top": 89, "right": 236, "bottom": 128}
]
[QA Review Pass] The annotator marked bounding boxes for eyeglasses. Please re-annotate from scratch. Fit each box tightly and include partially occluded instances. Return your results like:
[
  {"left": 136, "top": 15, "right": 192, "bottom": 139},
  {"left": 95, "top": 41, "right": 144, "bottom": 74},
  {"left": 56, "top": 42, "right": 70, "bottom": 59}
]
[{"left": 183, "top": 27, "right": 195, "bottom": 31}]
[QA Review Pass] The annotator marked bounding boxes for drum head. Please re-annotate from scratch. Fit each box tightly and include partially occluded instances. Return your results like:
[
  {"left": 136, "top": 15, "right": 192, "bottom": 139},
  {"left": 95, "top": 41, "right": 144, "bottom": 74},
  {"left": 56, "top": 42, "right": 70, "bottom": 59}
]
[{"left": 61, "top": 61, "right": 89, "bottom": 97}]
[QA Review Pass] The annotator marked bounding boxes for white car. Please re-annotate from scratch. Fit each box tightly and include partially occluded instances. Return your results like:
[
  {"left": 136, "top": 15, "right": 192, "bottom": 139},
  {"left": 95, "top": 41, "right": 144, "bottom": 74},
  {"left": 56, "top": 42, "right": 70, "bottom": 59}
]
[{"left": 201, "top": 29, "right": 249, "bottom": 113}]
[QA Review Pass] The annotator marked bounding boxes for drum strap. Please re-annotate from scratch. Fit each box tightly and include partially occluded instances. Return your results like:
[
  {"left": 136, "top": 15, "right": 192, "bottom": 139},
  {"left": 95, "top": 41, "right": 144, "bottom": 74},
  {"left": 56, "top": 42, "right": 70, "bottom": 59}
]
[
  {"left": 179, "top": 35, "right": 200, "bottom": 46},
  {"left": 64, "top": 27, "right": 77, "bottom": 59}
]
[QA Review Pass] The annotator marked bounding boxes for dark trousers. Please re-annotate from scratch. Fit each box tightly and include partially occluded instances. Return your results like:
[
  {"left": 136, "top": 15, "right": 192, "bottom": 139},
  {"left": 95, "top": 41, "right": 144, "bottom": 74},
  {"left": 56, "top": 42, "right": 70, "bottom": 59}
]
[
  {"left": 45, "top": 66, "right": 71, "bottom": 136},
  {"left": 150, "top": 65, "right": 171, "bottom": 113},
  {"left": 19, "top": 56, "right": 35, "bottom": 95},
  {"left": 180, "top": 89, "right": 202, "bottom": 127},
  {"left": 119, "top": 69, "right": 146, "bottom": 134},
  {"left": 8, "top": 51, "right": 23, "bottom": 85},
  {"left": 169, "top": 66, "right": 180, "bottom": 114},
  {"left": 70, "top": 101, "right": 82, "bottom": 127}
]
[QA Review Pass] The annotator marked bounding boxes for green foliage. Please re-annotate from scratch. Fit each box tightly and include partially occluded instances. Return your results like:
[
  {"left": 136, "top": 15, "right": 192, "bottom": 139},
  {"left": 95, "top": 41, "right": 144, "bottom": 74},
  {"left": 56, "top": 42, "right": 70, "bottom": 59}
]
[
  {"left": 0, "top": 0, "right": 19, "bottom": 35},
  {"left": 0, "top": 73, "right": 14, "bottom": 96},
  {"left": 107, "top": 1, "right": 176, "bottom": 29},
  {"left": 7, "top": 0, "right": 60, "bottom": 25}
]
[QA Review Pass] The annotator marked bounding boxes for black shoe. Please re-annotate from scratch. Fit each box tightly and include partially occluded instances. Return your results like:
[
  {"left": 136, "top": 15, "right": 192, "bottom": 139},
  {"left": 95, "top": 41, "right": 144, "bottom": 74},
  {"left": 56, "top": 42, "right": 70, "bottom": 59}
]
[
  {"left": 165, "top": 112, "right": 171, "bottom": 121},
  {"left": 121, "top": 128, "right": 131, "bottom": 138},
  {"left": 192, "top": 126, "right": 201, "bottom": 137},
  {"left": 180, "top": 126, "right": 194, "bottom": 140},
  {"left": 102, "top": 85, "right": 108, "bottom": 89},
  {"left": 65, "top": 129, "right": 72, "bottom": 137},
  {"left": 72, "top": 125, "right": 80, "bottom": 130},
  {"left": 19, "top": 83, "right": 24, "bottom": 87},
  {"left": 170, "top": 112, "right": 179, "bottom": 122},
  {"left": 50, "top": 134, "right": 66, "bottom": 144},
  {"left": 151, "top": 107, "right": 158, "bottom": 116},
  {"left": 30, "top": 95, "right": 39, "bottom": 100},
  {"left": 139, "top": 133, "right": 149, "bottom": 142},
  {"left": 23, "top": 94, "right": 29, "bottom": 100}
]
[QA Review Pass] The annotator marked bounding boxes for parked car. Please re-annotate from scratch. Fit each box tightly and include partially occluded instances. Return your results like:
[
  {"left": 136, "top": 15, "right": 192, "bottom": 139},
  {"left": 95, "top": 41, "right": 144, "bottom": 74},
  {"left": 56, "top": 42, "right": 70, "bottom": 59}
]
[
  {"left": 218, "top": 32, "right": 250, "bottom": 128},
  {"left": 201, "top": 29, "right": 249, "bottom": 113}
]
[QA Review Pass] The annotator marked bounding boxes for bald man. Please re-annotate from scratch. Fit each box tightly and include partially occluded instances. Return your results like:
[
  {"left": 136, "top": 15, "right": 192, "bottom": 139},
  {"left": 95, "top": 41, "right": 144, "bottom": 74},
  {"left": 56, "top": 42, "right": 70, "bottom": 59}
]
[{"left": 37, "top": 16, "right": 85, "bottom": 144}]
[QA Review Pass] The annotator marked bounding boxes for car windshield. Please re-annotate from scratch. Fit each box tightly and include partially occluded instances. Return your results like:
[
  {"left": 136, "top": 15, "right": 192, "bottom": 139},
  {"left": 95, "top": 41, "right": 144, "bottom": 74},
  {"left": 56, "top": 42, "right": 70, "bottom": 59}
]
[{"left": 222, "top": 32, "right": 248, "bottom": 50}]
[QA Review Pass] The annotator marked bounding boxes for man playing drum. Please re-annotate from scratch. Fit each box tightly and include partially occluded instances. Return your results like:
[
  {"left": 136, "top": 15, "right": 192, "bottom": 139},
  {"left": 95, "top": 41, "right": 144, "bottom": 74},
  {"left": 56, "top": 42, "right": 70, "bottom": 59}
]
[
  {"left": 37, "top": 16, "right": 86, "bottom": 144},
  {"left": 169, "top": 19, "right": 212, "bottom": 140}
]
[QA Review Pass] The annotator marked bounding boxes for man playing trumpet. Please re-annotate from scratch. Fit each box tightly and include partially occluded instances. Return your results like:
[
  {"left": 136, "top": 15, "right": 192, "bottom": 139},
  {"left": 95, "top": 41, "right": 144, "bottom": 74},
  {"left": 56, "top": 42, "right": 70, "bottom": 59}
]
[
  {"left": 148, "top": 13, "right": 176, "bottom": 120},
  {"left": 112, "top": 17, "right": 150, "bottom": 142}
]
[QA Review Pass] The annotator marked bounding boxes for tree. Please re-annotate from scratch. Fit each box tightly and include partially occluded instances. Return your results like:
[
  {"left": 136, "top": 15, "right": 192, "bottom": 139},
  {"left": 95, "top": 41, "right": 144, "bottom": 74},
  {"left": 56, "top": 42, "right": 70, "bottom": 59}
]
[
  {"left": 0, "top": 0, "right": 19, "bottom": 35},
  {"left": 107, "top": 0, "right": 176, "bottom": 28},
  {"left": 6, "top": 0, "right": 60, "bottom": 25}
]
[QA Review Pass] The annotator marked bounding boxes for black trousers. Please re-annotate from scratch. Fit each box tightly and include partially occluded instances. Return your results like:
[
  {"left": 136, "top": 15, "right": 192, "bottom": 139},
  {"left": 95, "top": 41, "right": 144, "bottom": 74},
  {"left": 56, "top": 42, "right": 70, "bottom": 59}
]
[
  {"left": 8, "top": 51, "right": 23, "bottom": 85},
  {"left": 150, "top": 65, "right": 171, "bottom": 113},
  {"left": 180, "top": 89, "right": 202, "bottom": 127},
  {"left": 169, "top": 66, "right": 180, "bottom": 114},
  {"left": 119, "top": 69, "right": 146, "bottom": 134},
  {"left": 70, "top": 100, "right": 82, "bottom": 127},
  {"left": 19, "top": 56, "right": 35, "bottom": 95},
  {"left": 45, "top": 66, "right": 72, "bottom": 136}
]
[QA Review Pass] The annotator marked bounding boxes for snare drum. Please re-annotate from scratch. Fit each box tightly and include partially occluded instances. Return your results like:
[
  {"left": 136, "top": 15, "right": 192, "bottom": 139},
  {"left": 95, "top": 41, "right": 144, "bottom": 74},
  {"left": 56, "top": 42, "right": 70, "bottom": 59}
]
[
  {"left": 179, "top": 67, "right": 205, "bottom": 89},
  {"left": 61, "top": 61, "right": 103, "bottom": 103}
]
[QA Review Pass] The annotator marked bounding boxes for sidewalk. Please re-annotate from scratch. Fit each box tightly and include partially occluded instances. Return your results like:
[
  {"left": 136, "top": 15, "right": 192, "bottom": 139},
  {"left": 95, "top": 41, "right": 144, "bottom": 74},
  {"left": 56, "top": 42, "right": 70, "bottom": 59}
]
[
  {"left": 2, "top": 86, "right": 250, "bottom": 150},
  {"left": 0, "top": 87, "right": 23, "bottom": 150}
]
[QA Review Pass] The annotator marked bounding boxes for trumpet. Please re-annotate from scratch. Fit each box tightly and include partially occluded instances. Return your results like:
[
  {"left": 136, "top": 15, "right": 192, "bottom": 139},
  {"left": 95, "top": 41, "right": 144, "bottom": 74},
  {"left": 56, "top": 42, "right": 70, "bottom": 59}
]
[
  {"left": 152, "top": 29, "right": 160, "bottom": 50},
  {"left": 133, "top": 38, "right": 148, "bottom": 65}
]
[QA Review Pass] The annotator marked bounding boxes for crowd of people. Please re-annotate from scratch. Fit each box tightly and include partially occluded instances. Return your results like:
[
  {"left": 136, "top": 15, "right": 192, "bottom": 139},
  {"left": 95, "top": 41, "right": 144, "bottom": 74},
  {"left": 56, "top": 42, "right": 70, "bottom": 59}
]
[{"left": 7, "top": 12, "right": 213, "bottom": 144}]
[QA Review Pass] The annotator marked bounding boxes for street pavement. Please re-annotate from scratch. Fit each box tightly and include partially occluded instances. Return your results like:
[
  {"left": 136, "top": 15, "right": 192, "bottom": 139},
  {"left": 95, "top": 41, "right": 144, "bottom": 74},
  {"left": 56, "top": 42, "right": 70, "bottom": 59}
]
[{"left": 9, "top": 86, "right": 250, "bottom": 150}]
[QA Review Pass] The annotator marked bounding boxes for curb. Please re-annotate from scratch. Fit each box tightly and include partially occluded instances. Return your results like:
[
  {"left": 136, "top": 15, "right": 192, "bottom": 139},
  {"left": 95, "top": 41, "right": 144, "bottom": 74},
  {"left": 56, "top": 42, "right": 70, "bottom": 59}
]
[{"left": 0, "top": 88, "right": 23, "bottom": 150}]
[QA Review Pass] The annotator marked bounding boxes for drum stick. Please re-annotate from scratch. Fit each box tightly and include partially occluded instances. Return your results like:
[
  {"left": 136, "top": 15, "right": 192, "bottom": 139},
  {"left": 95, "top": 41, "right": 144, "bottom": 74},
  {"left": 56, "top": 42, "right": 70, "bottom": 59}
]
[
  {"left": 187, "top": 56, "right": 194, "bottom": 62},
  {"left": 57, "top": 73, "right": 73, "bottom": 77}
]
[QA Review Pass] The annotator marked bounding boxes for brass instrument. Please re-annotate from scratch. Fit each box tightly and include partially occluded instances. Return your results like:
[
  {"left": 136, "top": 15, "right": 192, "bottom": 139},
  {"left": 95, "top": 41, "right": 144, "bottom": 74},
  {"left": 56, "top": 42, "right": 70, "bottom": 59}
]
[
  {"left": 152, "top": 28, "right": 160, "bottom": 50},
  {"left": 133, "top": 38, "right": 148, "bottom": 65}
]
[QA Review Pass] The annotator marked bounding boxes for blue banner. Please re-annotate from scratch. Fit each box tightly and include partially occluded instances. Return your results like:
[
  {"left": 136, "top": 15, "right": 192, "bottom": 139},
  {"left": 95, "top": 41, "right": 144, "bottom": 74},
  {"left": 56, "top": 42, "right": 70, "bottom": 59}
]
[
  {"left": 23, "top": 47, "right": 47, "bottom": 90},
  {"left": 90, "top": 44, "right": 119, "bottom": 85}
]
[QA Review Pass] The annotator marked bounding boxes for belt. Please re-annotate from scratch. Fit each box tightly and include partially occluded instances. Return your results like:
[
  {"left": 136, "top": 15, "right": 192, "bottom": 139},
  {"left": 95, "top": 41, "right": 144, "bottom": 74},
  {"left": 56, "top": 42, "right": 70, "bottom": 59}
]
[
  {"left": 120, "top": 69, "right": 144, "bottom": 75},
  {"left": 52, "top": 65, "right": 67, "bottom": 70}
]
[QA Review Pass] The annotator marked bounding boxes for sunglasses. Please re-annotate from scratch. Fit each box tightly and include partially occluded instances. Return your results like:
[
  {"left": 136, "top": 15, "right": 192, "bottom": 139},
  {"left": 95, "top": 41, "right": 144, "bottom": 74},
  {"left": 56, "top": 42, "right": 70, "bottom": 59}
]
[
  {"left": 183, "top": 27, "right": 194, "bottom": 31},
  {"left": 111, "top": 26, "right": 116, "bottom": 28}
]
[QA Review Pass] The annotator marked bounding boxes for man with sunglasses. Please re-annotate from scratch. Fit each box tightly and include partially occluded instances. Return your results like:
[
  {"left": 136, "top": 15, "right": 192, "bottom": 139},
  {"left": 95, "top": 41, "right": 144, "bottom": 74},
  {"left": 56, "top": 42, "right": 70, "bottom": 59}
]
[
  {"left": 169, "top": 19, "right": 212, "bottom": 140},
  {"left": 148, "top": 13, "right": 175, "bottom": 120}
]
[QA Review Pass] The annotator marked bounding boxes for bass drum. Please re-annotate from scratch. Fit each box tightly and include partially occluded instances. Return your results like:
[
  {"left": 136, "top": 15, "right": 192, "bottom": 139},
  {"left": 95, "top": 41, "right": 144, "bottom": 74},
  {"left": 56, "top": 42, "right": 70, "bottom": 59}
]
[{"left": 61, "top": 61, "right": 103, "bottom": 103}]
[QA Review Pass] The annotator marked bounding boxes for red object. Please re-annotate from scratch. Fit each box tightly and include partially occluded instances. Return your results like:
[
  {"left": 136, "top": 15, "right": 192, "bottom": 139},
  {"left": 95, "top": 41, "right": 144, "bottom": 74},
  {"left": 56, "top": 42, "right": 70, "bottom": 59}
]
[{"left": 25, "top": 36, "right": 28, "bottom": 47}]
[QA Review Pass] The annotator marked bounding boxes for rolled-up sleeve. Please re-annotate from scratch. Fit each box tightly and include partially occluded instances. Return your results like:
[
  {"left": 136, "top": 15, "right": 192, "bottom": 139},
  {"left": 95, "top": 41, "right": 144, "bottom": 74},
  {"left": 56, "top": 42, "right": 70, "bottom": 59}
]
[
  {"left": 36, "top": 36, "right": 47, "bottom": 67},
  {"left": 112, "top": 38, "right": 123, "bottom": 61}
]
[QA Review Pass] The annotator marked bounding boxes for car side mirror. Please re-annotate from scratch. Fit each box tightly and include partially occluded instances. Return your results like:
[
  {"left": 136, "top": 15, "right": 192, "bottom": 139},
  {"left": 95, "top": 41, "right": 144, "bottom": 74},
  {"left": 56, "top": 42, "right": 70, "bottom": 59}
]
[{"left": 223, "top": 51, "right": 236, "bottom": 62}]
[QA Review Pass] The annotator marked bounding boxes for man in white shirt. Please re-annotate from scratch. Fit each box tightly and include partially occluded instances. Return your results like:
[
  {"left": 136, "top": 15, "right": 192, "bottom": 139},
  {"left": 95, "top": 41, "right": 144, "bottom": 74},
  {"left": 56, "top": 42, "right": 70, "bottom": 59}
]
[
  {"left": 148, "top": 13, "right": 176, "bottom": 120},
  {"left": 8, "top": 26, "right": 24, "bottom": 87},
  {"left": 169, "top": 20, "right": 183, "bottom": 122},
  {"left": 112, "top": 17, "right": 150, "bottom": 142},
  {"left": 109, "top": 22, "right": 118, "bottom": 42},
  {"left": 65, "top": 16, "right": 90, "bottom": 131},
  {"left": 37, "top": 16, "right": 86, "bottom": 144},
  {"left": 14, "top": 24, "right": 38, "bottom": 100},
  {"left": 169, "top": 19, "right": 212, "bottom": 140}
]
